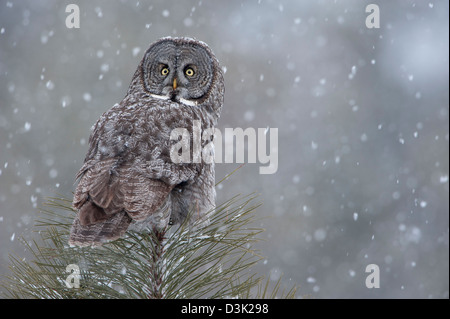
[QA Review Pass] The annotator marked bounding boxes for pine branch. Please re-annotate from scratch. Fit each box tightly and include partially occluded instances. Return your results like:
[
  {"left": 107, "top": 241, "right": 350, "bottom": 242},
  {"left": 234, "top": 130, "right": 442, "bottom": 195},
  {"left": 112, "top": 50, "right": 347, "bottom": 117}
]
[{"left": 1, "top": 193, "right": 297, "bottom": 299}]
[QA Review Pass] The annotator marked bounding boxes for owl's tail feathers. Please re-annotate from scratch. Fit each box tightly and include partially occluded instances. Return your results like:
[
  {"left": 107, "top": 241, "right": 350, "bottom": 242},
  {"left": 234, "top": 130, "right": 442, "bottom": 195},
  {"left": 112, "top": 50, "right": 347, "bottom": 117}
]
[{"left": 68, "top": 211, "right": 132, "bottom": 247}]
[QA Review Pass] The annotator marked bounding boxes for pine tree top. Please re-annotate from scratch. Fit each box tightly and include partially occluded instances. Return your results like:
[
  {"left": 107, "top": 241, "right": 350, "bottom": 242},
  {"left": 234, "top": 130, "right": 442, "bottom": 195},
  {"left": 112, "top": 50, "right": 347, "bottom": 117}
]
[{"left": 1, "top": 194, "right": 297, "bottom": 299}]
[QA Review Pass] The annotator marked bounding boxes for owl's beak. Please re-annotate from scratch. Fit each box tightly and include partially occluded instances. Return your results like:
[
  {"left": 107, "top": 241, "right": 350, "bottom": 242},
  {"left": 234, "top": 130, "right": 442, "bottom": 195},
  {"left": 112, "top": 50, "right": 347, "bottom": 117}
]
[{"left": 172, "top": 78, "right": 177, "bottom": 90}]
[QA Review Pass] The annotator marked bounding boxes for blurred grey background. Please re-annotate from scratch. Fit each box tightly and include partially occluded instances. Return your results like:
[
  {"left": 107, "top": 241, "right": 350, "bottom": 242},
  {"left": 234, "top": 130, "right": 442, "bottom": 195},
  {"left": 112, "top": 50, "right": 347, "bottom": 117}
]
[{"left": 0, "top": 0, "right": 448, "bottom": 298}]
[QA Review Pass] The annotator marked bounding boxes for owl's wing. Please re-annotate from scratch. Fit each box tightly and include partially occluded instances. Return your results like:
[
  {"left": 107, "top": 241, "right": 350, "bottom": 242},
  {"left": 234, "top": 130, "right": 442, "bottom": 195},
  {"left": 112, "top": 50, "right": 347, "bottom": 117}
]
[
  {"left": 69, "top": 210, "right": 132, "bottom": 247},
  {"left": 73, "top": 159, "right": 173, "bottom": 225},
  {"left": 70, "top": 158, "right": 174, "bottom": 247}
]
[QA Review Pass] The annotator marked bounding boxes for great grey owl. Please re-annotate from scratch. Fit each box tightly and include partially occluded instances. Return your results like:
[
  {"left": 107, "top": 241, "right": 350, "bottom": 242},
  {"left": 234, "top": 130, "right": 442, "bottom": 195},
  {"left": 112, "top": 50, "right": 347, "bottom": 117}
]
[{"left": 69, "top": 37, "right": 224, "bottom": 247}]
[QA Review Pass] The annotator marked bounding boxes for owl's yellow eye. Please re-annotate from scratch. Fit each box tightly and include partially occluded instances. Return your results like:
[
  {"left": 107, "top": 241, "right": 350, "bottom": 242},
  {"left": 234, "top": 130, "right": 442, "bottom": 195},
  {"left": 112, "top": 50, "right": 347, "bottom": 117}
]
[
  {"left": 161, "top": 67, "right": 169, "bottom": 76},
  {"left": 185, "top": 67, "right": 195, "bottom": 77}
]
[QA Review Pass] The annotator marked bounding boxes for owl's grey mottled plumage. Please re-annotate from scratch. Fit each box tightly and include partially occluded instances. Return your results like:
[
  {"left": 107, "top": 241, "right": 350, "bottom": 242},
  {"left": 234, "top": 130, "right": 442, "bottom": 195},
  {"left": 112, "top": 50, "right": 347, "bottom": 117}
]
[{"left": 69, "top": 37, "right": 224, "bottom": 247}]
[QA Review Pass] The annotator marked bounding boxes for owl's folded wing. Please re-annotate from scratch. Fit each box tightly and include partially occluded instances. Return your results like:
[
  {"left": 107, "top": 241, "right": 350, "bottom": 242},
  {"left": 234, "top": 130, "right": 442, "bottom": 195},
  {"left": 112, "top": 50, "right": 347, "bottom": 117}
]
[
  {"left": 73, "top": 159, "right": 173, "bottom": 226},
  {"left": 69, "top": 211, "right": 132, "bottom": 247}
]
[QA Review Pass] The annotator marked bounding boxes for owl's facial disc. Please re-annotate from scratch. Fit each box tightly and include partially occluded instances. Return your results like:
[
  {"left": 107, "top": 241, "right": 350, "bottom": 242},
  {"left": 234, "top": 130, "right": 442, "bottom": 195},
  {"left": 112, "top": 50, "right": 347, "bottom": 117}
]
[{"left": 142, "top": 39, "right": 214, "bottom": 106}]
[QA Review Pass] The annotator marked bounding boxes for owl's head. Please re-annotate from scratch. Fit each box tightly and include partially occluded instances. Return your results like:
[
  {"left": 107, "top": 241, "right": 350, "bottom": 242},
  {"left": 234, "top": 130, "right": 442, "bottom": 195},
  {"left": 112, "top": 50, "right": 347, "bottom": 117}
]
[{"left": 136, "top": 37, "right": 224, "bottom": 109}]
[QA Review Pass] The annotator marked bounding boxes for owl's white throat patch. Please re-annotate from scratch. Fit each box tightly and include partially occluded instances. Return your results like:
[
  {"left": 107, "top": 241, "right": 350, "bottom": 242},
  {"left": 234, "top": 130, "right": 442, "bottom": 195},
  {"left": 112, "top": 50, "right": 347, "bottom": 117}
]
[
  {"left": 150, "top": 93, "right": 170, "bottom": 101},
  {"left": 179, "top": 98, "right": 198, "bottom": 107},
  {"left": 150, "top": 94, "right": 198, "bottom": 107}
]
